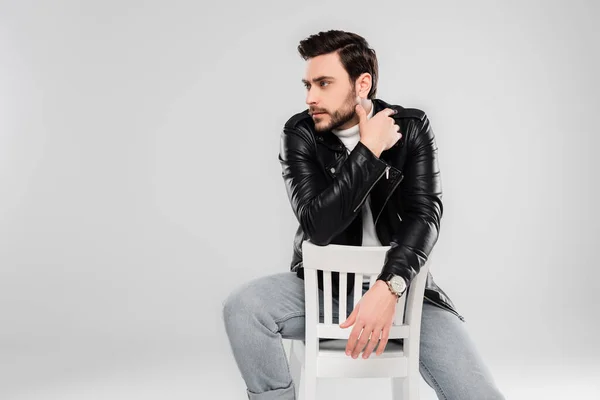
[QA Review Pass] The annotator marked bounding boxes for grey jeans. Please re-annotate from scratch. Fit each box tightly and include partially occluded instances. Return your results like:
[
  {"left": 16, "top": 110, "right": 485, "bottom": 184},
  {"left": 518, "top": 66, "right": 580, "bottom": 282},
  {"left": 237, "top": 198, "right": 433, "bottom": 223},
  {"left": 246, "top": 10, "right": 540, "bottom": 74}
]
[{"left": 222, "top": 272, "right": 505, "bottom": 400}]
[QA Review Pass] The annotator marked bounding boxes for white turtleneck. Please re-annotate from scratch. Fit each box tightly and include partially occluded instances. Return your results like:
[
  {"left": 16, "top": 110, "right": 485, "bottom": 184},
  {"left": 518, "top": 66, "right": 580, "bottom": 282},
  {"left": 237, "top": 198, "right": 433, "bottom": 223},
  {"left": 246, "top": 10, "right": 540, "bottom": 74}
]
[{"left": 331, "top": 103, "right": 382, "bottom": 247}]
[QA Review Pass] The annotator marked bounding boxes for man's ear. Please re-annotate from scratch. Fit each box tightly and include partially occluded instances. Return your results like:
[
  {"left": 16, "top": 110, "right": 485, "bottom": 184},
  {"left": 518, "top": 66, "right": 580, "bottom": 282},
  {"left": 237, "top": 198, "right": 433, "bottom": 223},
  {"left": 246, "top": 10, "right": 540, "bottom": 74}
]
[{"left": 355, "top": 72, "right": 372, "bottom": 98}]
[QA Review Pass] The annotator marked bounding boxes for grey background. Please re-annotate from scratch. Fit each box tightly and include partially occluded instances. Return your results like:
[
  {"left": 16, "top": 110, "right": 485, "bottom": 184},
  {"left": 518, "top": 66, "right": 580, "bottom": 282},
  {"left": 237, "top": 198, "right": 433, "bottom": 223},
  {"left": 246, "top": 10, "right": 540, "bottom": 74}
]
[{"left": 1, "top": 0, "right": 599, "bottom": 399}]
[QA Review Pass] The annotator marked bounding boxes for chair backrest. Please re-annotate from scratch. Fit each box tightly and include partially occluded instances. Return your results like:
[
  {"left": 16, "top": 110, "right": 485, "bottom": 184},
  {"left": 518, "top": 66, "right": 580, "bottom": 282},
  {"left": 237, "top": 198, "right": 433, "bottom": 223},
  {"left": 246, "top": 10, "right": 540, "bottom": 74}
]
[{"left": 301, "top": 240, "right": 431, "bottom": 345}]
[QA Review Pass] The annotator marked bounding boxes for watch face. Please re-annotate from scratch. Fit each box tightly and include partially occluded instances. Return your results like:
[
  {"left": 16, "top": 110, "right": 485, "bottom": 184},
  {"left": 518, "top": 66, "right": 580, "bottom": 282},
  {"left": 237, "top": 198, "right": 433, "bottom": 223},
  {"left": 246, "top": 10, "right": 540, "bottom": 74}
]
[{"left": 390, "top": 276, "right": 405, "bottom": 293}]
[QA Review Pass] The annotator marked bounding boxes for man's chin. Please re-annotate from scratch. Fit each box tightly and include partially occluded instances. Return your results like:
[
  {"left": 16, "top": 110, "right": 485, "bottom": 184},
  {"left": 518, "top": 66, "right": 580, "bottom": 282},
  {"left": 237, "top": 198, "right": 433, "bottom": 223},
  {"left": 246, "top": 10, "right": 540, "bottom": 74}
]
[{"left": 314, "top": 120, "right": 332, "bottom": 132}]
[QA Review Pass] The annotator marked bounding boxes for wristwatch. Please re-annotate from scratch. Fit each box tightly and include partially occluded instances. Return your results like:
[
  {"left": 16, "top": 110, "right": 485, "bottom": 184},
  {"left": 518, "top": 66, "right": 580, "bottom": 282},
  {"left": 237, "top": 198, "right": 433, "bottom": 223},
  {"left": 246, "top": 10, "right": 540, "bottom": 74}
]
[{"left": 377, "top": 272, "right": 407, "bottom": 301}]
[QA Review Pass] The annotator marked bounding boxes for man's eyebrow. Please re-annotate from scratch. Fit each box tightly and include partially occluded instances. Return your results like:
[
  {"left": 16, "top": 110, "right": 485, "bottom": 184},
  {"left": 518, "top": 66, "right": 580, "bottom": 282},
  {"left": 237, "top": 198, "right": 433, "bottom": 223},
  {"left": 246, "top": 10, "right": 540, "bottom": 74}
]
[{"left": 301, "top": 76, "right": 336, "bottom": 84}]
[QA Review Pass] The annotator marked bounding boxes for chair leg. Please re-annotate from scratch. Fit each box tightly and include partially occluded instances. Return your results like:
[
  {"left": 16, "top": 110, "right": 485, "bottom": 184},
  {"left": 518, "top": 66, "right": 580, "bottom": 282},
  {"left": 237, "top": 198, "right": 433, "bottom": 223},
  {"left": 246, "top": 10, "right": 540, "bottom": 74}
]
[
  {"left": 392, "top": 376, "right": 419, "bottom": 400},
  {"left": 300, "top": 339, "right": 317, "bottom": 400},
  {"left": 299, "top": 373, "right": 316, "bottom": 400},
  {"left": 391, "top": 377, "right": 406, "bottom": 400},
  {"left": 289, "top": 342, "right": 302, "bottom": 399}
]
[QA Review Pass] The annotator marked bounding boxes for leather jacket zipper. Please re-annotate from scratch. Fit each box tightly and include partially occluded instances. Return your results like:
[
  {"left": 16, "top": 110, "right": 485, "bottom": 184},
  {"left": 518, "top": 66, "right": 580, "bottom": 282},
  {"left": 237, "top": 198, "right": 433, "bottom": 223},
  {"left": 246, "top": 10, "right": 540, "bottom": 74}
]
[
  {"left": 374, "top": 171, "right": 404, "bottom": 226},
  {"left": 424, "top": 294, "right": 465, "bottom": 322},
  {"left": 353, "top": 165, "right": 391, "bottom": 213}
]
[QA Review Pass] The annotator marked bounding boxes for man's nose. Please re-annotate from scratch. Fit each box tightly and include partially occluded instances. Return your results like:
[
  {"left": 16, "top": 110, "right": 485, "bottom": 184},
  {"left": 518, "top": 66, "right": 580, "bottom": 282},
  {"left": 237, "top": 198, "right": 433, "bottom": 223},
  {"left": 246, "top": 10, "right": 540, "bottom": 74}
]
[{"left": 305, "top": 88, "right": 318, "bottom": 105}]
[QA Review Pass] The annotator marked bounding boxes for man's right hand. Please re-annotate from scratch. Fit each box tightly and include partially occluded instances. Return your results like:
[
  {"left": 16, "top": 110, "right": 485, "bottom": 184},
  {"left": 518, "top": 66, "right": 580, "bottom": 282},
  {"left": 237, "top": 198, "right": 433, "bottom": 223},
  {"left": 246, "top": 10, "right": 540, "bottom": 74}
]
[{"left": 357, "top": 104, "right": 402, "bottom": 158}]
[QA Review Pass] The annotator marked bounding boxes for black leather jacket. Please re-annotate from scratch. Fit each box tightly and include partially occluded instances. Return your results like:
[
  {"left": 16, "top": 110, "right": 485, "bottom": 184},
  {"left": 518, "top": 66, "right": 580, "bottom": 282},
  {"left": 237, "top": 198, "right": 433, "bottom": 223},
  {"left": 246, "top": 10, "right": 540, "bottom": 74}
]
[{"left": 278, "top": 98, "right": 464, "bottom": 322}]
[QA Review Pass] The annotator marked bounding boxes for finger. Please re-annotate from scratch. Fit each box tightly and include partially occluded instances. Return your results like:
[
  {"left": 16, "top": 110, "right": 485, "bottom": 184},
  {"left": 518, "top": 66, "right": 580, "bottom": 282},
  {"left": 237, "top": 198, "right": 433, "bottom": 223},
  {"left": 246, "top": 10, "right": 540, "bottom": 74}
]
[
  {"left": 362, "top": 329, "right": 382, "bottom": 359},
  {"left": 352, "top": 325, "right": 373, "bottom": 358},
  {"left": 355, "top": 104, "right": 366, "bottom": 126},
  {"left": 340, "top": 306, "right": 357, "bottom": 328},
  {"left": 345, "top": 323, "right": 363, "bottom": 356},
  {"left": 395, "top": 125, "right": 402, "bottom": 142},
  {"left": 382, "top": 108, "right": 398, "bottom": 117},
  {"left": 394, "top": 123, "right": 400, "bottom": 132},
  {"left": 376, "top": 324, "right": 391, "bottom": 356}
]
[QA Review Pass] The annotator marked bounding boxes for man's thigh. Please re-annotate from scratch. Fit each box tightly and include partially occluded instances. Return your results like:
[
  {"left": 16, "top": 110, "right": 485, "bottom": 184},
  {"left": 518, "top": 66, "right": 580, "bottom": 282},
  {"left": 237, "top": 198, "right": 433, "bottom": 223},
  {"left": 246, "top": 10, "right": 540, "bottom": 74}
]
[{"left": 418, "top": 302, "right": 505, "bottom": 399}]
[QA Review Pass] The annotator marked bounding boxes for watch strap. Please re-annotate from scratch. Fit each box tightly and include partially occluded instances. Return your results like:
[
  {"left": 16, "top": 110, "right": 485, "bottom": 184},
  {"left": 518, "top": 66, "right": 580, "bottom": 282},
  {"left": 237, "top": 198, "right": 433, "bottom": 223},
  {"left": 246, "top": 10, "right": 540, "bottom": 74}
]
[{"left": 376, "top": 272, "right": 395, "bottom": 283}]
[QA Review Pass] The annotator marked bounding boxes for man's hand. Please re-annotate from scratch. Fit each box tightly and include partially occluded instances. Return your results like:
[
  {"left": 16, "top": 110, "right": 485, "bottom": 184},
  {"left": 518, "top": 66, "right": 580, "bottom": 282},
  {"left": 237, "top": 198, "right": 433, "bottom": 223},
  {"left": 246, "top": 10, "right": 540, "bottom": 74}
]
[
  {"left": 357, "top": 103, "right": 401, "bottom": 158},
  {"left": 339, "top": 280, "right": 398, "bottom": 359}
]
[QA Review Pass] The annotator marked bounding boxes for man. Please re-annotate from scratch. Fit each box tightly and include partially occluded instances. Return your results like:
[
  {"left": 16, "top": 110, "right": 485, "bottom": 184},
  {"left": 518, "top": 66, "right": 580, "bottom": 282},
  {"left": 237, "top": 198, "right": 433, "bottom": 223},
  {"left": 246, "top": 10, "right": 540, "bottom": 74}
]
[{"left": 222, "top": 30, "right": 505, "bottom": 400}]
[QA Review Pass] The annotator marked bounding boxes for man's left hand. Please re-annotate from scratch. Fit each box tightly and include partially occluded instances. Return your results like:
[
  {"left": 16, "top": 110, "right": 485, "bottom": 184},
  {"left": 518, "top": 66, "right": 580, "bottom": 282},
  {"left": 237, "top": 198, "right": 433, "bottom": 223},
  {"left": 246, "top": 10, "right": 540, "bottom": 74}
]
[{"left": 339, "top": 280, "right": 398, "bottom": 359}]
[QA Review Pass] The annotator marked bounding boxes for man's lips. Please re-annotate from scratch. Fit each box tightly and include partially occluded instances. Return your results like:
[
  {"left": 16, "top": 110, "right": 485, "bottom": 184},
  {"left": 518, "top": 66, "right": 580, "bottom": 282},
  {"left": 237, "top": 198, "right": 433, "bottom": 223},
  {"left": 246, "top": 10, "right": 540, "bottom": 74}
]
[{"left": 311, "top": 112, "right": 326, "bottom": 116}]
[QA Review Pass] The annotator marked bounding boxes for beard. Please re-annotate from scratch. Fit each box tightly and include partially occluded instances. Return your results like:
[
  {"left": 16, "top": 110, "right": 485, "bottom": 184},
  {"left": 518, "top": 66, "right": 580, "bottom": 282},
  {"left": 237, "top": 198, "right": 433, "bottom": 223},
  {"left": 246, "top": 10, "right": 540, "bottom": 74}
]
[{"left": 312, "top": 88, "right": 358, "bottom": 132}]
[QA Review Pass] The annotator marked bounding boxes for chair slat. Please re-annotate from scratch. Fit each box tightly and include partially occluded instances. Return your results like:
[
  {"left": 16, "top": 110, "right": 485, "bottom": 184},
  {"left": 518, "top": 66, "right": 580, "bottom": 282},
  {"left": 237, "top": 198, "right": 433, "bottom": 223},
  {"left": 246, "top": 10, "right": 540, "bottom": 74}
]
[
  {"left": 353, "top": 273, "right": 363, "bottom": 307},
  {"left": 338, "top": 272, "right": 347, "bottom": 323},
  {"left": 304, "top": 268, "right": 319, "bottom": 326},
  {"left": 369, "top": 274, "right": 377, "bottom": 289},
  {"left": 323, "top": 271, "right": 332, "bottom": 325},
  {"left": 399, "top": 293, "right": 407, "bottom": 316},
  {"left": 394, "top": 293, "right": 407, "bottom": 326}
]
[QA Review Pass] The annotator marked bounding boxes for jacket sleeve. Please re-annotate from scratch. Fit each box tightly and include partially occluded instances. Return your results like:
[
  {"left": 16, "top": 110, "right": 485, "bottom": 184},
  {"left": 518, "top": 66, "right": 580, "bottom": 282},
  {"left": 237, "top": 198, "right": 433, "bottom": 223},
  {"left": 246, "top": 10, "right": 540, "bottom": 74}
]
[
  {"left": 279, "top": 125, "right": 390, "bottom": 245},
  {"left": 378, "top": 115, "right": 444, "bottom": 284}
]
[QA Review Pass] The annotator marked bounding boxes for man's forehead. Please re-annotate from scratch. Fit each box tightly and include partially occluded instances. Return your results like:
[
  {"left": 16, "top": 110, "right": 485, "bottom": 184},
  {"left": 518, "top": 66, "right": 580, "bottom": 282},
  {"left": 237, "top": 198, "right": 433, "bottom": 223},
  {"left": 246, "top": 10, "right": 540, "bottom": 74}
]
[{"left": 302, "top": 54, "right": 345, "bottom": 82}]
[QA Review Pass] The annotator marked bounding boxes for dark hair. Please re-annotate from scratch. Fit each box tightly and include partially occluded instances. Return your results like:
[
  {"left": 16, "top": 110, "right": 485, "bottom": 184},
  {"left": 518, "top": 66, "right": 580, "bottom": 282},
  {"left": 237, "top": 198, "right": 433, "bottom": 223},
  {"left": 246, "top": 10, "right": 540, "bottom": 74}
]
[{"left": 297, "top": 30, "right": 379, "bottom": 99}]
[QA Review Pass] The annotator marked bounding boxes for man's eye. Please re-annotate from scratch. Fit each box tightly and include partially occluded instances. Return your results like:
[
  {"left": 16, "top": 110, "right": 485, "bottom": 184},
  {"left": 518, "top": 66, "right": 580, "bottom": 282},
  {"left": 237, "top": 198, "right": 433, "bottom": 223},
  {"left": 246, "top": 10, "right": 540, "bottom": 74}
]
[{"left": 304, "top": 82, "right": 329, "bottom": 89}]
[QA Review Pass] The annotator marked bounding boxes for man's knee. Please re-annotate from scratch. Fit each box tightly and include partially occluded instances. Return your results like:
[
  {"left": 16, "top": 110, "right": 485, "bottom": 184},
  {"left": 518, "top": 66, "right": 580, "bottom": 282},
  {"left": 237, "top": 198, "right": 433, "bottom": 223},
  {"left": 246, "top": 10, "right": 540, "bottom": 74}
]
[
  {"left": 222, "top": 273, "right": 304, "bottom": 337},
  {"left": 222, "top": 281, "right": 265, "bottom": 330},
  {"left": 222, "top": 285, "right": 248, "bottom": 325}
]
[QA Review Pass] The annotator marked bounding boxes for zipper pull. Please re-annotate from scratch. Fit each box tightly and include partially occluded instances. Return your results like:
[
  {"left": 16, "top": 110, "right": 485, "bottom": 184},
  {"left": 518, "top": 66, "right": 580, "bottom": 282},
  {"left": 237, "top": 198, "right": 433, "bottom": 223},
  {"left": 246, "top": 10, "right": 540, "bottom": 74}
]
[{"left": 385, "top": 165, "right": 390, "bottom": 179}]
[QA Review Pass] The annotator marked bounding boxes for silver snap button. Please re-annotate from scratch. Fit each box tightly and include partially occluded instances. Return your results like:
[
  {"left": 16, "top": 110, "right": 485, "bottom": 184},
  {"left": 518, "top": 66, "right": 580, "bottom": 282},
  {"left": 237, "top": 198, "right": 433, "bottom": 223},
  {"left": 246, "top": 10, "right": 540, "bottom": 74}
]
[{"left": 330, "top": 167, "right": 336, "bottom": 173}]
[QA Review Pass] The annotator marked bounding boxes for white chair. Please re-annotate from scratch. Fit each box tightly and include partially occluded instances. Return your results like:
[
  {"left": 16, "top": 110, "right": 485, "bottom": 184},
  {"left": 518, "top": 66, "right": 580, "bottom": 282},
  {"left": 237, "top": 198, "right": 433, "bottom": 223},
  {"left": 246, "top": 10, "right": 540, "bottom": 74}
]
[{"left": 288, "top": 240, "right": 432, "bottom": 400}]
